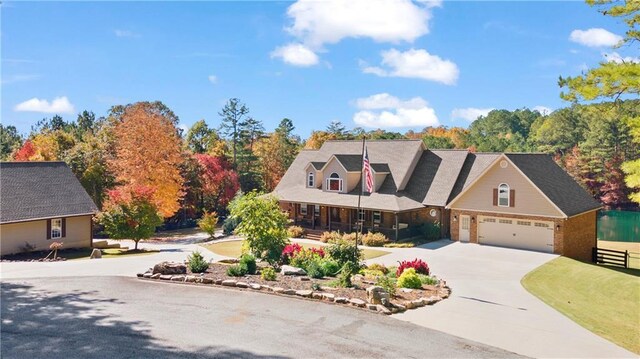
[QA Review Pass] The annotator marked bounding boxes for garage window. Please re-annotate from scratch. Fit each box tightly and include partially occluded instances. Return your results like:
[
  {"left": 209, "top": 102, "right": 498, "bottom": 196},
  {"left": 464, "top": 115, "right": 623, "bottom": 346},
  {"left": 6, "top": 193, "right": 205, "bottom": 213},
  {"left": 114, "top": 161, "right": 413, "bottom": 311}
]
[
  {"left": 534, "top": 222, "right": 549, "bottom": 228},
  {"left": 498, "top": 183, "right": 510, "bottom": 207},
  {"left": 498, "top": 219, "right": 512, "bottom": 224},
  {"left": 517, "top": 221, "right": 531, "bottom": 226}
]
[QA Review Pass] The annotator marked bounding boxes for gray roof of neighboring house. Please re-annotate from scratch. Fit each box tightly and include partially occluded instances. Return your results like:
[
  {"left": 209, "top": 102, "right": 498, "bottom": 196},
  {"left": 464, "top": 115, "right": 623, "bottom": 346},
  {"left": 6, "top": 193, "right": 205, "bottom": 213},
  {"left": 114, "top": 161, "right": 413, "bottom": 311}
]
[
  {"left": 505, "top": 154, "right": 601, "bottom": 217},
  {"left": 0, "top": 162, "right": 98, "bottom": 224}
]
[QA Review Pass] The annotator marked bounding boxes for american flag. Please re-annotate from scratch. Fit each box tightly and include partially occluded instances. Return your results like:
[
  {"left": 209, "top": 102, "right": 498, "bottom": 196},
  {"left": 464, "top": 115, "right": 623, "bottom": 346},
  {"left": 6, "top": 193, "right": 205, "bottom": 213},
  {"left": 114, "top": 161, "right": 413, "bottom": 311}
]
[{"left": 363, "top": 146, "right": 373, "bottom": 193}]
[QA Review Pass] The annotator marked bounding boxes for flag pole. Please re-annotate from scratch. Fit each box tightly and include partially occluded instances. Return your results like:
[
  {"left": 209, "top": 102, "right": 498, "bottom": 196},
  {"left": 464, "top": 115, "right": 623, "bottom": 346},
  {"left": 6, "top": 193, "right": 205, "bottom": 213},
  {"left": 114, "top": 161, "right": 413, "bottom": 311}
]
[{"left": 356, "top": 136, "right": 366, "bottom": 254}]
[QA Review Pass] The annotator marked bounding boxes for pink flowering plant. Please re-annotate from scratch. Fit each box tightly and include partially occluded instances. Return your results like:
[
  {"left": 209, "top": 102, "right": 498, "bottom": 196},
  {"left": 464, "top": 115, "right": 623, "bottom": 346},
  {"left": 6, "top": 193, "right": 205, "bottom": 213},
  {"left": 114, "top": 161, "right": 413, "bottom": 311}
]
[{"left": 396, "top": 258, "right": 430, "bottom": 277}]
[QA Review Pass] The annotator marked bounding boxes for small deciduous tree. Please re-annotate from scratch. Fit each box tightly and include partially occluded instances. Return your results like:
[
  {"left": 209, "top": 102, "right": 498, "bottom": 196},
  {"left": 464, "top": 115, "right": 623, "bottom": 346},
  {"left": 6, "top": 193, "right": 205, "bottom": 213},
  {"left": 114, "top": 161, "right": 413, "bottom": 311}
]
[
  {"left": 198, "top": 211, "right": 218, "bottom": 238},
  {"left": 228, "top": 192, "right": 289, "bottom": 264},
  {"left": 98, "top": 186, "right": 163, "bottom": 250}
]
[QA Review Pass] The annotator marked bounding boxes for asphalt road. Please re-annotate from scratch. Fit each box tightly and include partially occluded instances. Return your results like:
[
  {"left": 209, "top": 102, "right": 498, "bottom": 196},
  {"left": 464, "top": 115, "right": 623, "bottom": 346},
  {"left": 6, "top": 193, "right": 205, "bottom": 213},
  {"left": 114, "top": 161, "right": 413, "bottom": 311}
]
[{"left": 1, "top": 276, "right": 522, "bottom": 359}]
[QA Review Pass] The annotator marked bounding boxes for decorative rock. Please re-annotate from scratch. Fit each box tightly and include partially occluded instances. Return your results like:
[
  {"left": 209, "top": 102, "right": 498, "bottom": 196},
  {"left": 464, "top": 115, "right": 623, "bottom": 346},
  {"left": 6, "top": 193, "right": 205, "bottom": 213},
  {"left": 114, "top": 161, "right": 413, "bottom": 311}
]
[
  {"left": 425, "top": 296, "right": 440, "bottom": 305},
  {"left": 159, "top": 275, "right": 172, "bottom": 280},
  {"left": 214, "top": 279, "right": 223, "bottom": 285},
  {"left": 349, "top": 298, "right": 366, "bottom": 307},
  {"left": 381, "top": 298, "right": 390, "bottom": 307},
  {"left": 335, "top": 297, "right": 348, "bottom": 304},
  {"left": 250, "top": 283, "right": 262, "bottom": 290},
  {"left": 136, "top": 273, "right": 144, "bottom": 278},
  {"left": 377, "top": 305, "right": 392, "bottom": 315},
  {"left": 394, "top": 304, "right": 407, "bottom": 312},
  {"left": 202, "top": 278, "right": 214, "bottom": 284},
  {"left": 272, "top": 287, "right": 285, "bottom": 294},
  {"left": 366, "top": 304, "right": 378, "bottom": 311},
  {"left": 236, "top": 282, "right": 249, "bottom": 288},
  {"left": 151, "top": 273, "right": 161, "bottom": 279},
  {"left": 322, "top": 293, "right": 335, "bottom": 301},
  {"left": 143, "top": 272, "right": 152, "bottom": 279},
  {"left": 282, "top": 289, "right": 296, "bottom": 295},
  {"left": 90, "top": 248, "right": 102, "bottom": 259},
  {"left": 185, "top": 276, "right": 197, "bottom": 283},
  {"left": 412, "top": 299, "right": 425, "bottom": 308},
  {"left": 171, "top": 275, "right": 185, "bottom": 281},
  {"left": 261, "top": 285, "right": 272, "bottom": 291},
  {"left": 295, "top": 290, "right": 313, "bottom": 298},
  {"left": 222, "top": 280, "right": 237, "bottom": 286},
  {"left": 312, "top": 292, "right": 323, "bottom": 300},
  {"left": 217, "top": 258, "right": 239, "bottom": 264},
  {"left": 298, "top": 277, "right": 310, "bottom": 281},
  {"left": 400, "top": 288, "right": 413, "bottom": 293},
  {"left": 152, "top": 261, "right": 187, "bottom": 275},
  {"left": 405, "top": 301, "right": 416, "bottom": 309},
  {"left": 366, "top": 286, "right": 390, "bottom": 305},
  {"left": 281, "top": 265, "right": 306, "bottom": 276}
]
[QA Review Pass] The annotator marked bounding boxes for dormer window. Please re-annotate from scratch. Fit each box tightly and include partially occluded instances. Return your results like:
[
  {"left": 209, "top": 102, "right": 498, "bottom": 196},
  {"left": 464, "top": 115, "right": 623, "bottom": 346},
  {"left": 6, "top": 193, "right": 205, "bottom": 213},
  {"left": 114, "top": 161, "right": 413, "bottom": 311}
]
[
  {"left": 498, "top": 183, "right": 510, "bottom": 207},
  {"left": 326, "top": 172, "right": 343, "bottom": 192},
  {"left": 307, "top": 172, "right": 315, "bottom": 187}
]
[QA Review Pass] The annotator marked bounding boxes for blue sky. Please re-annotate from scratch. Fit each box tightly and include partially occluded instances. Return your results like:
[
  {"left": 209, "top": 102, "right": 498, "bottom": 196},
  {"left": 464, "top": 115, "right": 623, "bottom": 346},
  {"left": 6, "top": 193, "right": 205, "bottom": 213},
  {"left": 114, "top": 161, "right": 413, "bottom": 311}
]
[{"left": 1, "top": 1, "right": 634, "bottom": 137}]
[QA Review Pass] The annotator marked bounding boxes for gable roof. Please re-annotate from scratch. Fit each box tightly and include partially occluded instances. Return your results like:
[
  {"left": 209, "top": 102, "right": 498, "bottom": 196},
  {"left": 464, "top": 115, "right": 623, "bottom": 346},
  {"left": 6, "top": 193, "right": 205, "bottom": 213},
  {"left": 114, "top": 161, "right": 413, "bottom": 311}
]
[
  {"left": 310, "top": 162, "right": 326, "bottom": 170},
  {"left": 333, "top": 154, "right": 362, "bottom": 172},
  {"left": 0, "top": 162, "right": 98, "bottom": 224},
  {"left": 505, "top": 154, "right": 601, "bottom": 217},
  {"left": 371, "top": 163, "right": 390, "bottom": 173}
]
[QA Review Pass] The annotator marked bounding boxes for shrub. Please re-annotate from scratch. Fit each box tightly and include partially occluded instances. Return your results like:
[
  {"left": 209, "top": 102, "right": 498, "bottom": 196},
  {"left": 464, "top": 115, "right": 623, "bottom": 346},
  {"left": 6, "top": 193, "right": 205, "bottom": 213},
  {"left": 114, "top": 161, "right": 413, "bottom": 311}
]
[
  {"left": 386, "top": 266, "right": 399, "bottom": 278},
  {"left": 414, "top": 221, "right": 441, "bottom": 241},
  {"left": 337, "top": 261, "right": 361, "bottom": 287},
  {"left": 397, "top": 268, "right": 422, "bottom": 289},
  {"left": 309, "top": 247, "right": 325, "bottom": 258},
  {"left": 418, "top": 274, "right": 438, "bottom": 286},
  {"left": 287, "top": 226, "right": 305, "bottom": 238},
  {"left": 361, "top": 232, "right": 390, "bottom": 247},
  {"left": 376, "top": 275, "right": 397, "bottom": 297},
  {"left": 383, "top": 242, "right": 415, "bottom": 248},
  {"left": 187, "top": 251, "right": 209, "bottom": 273},
  {"left": 320, "top": 231, "right": 342, "bottom": 243},
  {"left": 320, "top": 259, "right": 340, "bottom": 277},
  {"left": 342, "top": 232, "right": 358, "bottom": 244},
  {"left": 198, "top": 212, "right": 218, "bottom": 238},
  {"left": 326, "top": 238, "right": 361, "bottom": 266},
  {"left": 281, "top": 243, "right": 302, "bottom": 264},
  {"left": 289, "top": 248, "right": 323, "bottom": 271},
  {"left": 229, "top": 192, "right": 289, "bottom": 265},
  {"left": 226, "top": 264, "right": 247, "bottom": 277},
  {"left": 239, "top": 254, "right": 257, "bottom": 275},
  {"left": 222, "top": 216, "right": 240, "bottom": 235},
  {"left": 396, "top": 258, "right": 430, "bottom": 277},
  {"left": 260, "top": 267, "right": 277, "bottom": 281},
  {"left": 361, "top": 269, "right": 385, "bottom": 280},
  {"left": 367, "top": 263, "right": 388, "bottom": 274},
  {"left": 306, "top": 260, "right": 324, "bottom": 279}
]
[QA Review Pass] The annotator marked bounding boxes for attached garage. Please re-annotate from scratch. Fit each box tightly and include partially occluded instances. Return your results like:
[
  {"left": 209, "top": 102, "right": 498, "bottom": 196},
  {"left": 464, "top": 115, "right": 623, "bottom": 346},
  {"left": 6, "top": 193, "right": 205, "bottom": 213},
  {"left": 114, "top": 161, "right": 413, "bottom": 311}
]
[{"left": 477, "top": 216, "right": 554, "bottom": 253}]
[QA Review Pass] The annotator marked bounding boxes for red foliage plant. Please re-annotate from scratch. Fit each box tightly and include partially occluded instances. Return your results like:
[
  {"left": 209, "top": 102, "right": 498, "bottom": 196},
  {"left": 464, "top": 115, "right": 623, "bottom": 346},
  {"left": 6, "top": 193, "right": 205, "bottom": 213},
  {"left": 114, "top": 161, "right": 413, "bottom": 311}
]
[
  {"left": 195, "top": 154, "right": 240, "bottom": 210},
  {"left": 105, "top": 185, "right": 156, "bottom": 208},
  {"left": 309, "top": 247, "right": 325, "bottom": 258},
  {"left": 397, "top": 258, "right": 430, "bottom": 276},
  {"left": 13, "top": 140, "right": 37, "bottom": 161},
  {"left": 281, "top": 243, "right": 303, "bottom": 263}
]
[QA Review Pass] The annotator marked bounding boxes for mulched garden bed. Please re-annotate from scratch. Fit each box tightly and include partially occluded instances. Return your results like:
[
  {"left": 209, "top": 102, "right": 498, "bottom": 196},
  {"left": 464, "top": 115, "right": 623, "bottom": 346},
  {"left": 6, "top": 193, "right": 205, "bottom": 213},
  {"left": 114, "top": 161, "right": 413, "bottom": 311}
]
[{"left": 138, "top": 262, "right": 451, "bottom": 315}]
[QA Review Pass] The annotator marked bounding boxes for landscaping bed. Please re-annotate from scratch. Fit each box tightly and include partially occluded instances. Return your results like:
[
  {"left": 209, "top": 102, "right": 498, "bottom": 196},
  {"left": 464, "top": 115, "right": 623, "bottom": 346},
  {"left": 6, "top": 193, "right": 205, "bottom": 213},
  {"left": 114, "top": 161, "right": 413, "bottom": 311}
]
[
  {"left": 1, "top": 248, "right": 158, "bottom": 262},
  {"left": 137, "top": 260, "right": 451, "bottom": 315}
]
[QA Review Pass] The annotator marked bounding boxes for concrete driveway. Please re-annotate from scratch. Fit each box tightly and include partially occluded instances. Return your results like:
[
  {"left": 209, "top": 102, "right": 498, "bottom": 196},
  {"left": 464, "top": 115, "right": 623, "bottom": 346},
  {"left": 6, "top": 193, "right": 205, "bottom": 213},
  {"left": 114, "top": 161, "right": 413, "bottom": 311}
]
[{"left": 366, "top": 240, "right": 636, "bottom": 358}]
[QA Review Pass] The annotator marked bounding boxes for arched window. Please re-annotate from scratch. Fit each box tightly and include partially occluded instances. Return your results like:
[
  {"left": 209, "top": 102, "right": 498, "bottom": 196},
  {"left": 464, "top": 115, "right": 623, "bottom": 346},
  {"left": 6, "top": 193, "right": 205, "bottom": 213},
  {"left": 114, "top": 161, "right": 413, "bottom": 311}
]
[
  {"left": 326, "top": 172, "right": 343, "bottom": 192},
  {"left": 498, "top": 183, "right": 510, "bottom": 207},
  {"left": 307, "top": 172, "right": 314, "bottom": 187}
]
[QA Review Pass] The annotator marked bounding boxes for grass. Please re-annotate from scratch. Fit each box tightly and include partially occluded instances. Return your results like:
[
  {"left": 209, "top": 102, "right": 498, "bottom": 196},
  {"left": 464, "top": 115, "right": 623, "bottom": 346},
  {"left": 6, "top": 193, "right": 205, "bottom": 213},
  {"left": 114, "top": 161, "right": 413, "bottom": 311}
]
[
  {"left": 522, "top": 256, "right": 640, "bottom": 354},
  {"left": 69, "top": 248, "right": 160, "bottom": 260},
  {"left": 597, "top": 240, "right": 640, "bottom": 269},
  {"left": 201, "top": 240, "right": 389, "bottom": 260}
]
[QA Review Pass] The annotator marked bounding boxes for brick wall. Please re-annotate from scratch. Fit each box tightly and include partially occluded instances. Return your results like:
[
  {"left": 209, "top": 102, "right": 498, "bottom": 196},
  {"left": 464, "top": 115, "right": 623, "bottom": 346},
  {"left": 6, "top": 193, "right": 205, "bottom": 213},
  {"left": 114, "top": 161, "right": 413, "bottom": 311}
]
[{"left": 561, "top": 211, "right": 597, "bottom": 262}]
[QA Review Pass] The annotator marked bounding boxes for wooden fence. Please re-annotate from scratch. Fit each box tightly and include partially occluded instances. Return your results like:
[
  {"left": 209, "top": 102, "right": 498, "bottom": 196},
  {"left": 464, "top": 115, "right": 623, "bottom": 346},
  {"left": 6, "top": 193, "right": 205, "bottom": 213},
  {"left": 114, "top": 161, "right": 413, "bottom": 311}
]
[{"left": 592, "top": 247, "right": 628, "bottom": 269}]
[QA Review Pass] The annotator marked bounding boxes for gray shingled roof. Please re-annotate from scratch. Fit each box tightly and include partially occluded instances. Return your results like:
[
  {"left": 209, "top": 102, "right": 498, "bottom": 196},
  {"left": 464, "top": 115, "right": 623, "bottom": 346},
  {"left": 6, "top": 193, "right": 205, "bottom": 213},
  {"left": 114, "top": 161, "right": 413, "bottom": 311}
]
[
  {"left": 0, "top": 162, "right": 98, "bottom": 224},
  {"left": 371, "top": 163, "right": 390, "bottom": 173},
  {"left": 310, "top": 162, "right": 326, "bottom": 170},
  {"left": 447, "top": 153, "right": 501, "bottom": 203},
  {"left": 506, "top": 154, "right": 601, "bottom": 217},
  {"left": 334, "top": 154, "right": 363, "bottom": 172}
]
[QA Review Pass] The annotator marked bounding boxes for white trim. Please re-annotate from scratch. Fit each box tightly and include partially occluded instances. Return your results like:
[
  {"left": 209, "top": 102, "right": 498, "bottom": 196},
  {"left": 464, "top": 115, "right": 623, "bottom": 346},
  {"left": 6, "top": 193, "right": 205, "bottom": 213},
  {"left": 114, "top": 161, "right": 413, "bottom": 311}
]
[
  {"left": 449, "top": 209, "right": 565, "bottom": 219},
  {"left": 567, "top": 207, "right": 602, "bottom": 218},
  {"left": 51, "top": 218, "right": 62, "bottom": 239},
  {"left": 446, "top": 154, "right": 567, "bottom": 218},
  {"left": 307, "top": 172, "right": 315, "bottom": 188},
  {"left": 498, "top": 183, "right": 510, "bottom": 207},
  {"left": 325, "top": 175, "right": 343, "bottom": 192},
  {"left": 0, "top": 212, "right": 96, "bottom": 225},
  {"left": 319, "top": 155, "right": 357, "bottom": 173}
]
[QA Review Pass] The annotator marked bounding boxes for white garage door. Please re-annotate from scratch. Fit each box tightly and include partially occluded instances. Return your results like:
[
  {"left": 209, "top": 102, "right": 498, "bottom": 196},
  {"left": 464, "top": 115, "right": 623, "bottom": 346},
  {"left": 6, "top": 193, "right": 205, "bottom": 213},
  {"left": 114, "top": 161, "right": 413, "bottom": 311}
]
[{"left": 477, "top": 216, "right": 554, "bottom": 253}]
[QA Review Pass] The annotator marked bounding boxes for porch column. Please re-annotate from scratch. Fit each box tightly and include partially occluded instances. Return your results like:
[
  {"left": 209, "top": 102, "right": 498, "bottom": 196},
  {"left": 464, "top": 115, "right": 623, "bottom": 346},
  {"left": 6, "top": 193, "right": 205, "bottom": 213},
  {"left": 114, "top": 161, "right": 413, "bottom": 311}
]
[
  {"left": 395, "top": 212, "right": 399, "bottom": 241},
  {"left": 328, "top": 206, "right": 332, "bottom": 231},
  {"left": 349, "top": 209, "right": 352, "bottom": 232},
  {"left": 294, "top": 204, "right": 297, "bottom": 225}
]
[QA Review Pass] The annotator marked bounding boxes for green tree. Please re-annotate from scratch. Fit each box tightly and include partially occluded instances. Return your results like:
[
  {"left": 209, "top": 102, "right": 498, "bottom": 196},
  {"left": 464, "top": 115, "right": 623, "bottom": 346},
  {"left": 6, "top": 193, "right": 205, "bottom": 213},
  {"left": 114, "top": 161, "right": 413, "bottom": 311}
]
[
  {"left": 228, "top": 191, "right": 289, "bottom": 264},
  {"left": 326, "top": 121, "right": 346, "bottom": 137},
  {"left": 422, "top": 135, "right": 454, "bottom": 149},
  {"left": 97, "top": 186, "right": 163, "bottom": 251},
  {"left": 466, "top": 109, "right": 540, "bottom": 152},
  {"left": 0, "top": 125, "right": 22, "bottom": 160},
  {"left": 219, "top": 98, "right": 250, "bottom": 167},
  {"left": 185, "top": 119, "right": 223, "bottom": 154}
]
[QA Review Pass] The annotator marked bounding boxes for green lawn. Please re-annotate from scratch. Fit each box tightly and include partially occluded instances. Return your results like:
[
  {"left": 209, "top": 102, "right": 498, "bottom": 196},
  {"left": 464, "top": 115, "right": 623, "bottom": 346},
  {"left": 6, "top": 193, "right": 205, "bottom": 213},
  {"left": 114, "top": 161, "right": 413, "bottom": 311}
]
[
  {"left": 522, "top": 257, "right": 640, "bottom": 354},
  {"left": 68, "top": 248, "right": 159, "bottom": 260},
  {"left": 201, "top": 240, "right": 389, "bottom": 260}
]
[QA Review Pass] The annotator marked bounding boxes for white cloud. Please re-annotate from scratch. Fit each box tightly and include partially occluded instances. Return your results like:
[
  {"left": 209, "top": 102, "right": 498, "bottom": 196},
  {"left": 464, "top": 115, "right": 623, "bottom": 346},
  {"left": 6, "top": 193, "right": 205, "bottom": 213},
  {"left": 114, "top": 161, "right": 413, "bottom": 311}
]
[
  {"left": 286, "top": 0, "right": 432, "bottom": 48},
  {"left": 270, "top": 43, "right": 319, "bottom": 67},
  {"left": 114, "top": 29, "right": 141, "bottom": 38},
  {"left": 1, "top": 74, "right": 40, "bottom": 84},
  {"left": 569, "top": 28, "right": 622, "bottom": 47},
  {"left": 604, "top": 51, "right": 640, "bottom": 64},
  {"left": 533, "top": 106, "right": 553, "bottom": 115},
  {"left": 14, "top": 96, "right": 75, "bottom": 114},
  {"left": 361, "top": 48, "right": 459, "bottom": 85},
  {"left": 353, "top": 93, "right": 438, "bottom": 128},
  {"left": 208, "top": 75, "right": 218, "bottom": 84},
  {"left": 451, "top": 108, "right": 493, "bottom": 122}
]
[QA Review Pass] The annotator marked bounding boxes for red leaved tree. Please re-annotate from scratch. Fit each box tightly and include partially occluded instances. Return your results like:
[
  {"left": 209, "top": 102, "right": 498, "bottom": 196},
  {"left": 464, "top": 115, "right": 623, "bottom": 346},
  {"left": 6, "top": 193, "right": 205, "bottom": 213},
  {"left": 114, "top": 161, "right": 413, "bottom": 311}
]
[{"left": 194, "top": 154, "right": 240, "bottom": 213}]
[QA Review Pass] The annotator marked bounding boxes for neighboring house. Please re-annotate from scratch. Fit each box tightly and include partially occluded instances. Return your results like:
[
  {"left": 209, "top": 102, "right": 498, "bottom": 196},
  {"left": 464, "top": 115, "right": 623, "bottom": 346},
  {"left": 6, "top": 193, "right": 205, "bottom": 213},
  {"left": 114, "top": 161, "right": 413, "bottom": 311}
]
[
  {"left": 273, "top": 140, "right": 601, "bottom": 261},
  {"left": 0, "top": 162, "right": 98, "bottom": 256}
]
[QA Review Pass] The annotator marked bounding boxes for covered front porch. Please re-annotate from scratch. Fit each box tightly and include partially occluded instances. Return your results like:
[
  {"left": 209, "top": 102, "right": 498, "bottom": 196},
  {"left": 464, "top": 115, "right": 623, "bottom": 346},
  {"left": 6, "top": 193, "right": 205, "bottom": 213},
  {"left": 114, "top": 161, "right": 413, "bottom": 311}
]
[{"left": 281, "top": 202, "right": 439, "bottom": 241}]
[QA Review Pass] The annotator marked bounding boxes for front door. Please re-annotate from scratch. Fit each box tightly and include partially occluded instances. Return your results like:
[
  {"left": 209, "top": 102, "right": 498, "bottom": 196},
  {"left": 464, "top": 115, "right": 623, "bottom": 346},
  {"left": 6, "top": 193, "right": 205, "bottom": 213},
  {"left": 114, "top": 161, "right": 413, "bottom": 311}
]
[
  {"left": 330, "top": 207, "right": 341, "bottom": 223},
  {"left": 460, "top": 215, "right": 470, "bottom": 242}
]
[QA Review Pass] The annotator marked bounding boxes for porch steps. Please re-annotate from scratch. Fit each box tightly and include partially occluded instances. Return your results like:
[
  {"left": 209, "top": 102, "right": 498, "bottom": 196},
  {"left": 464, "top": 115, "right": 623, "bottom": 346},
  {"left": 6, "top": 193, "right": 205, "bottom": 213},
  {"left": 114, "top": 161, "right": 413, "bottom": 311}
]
[{"left": 304, "top": 229, "right": 325, "bottom": 241}]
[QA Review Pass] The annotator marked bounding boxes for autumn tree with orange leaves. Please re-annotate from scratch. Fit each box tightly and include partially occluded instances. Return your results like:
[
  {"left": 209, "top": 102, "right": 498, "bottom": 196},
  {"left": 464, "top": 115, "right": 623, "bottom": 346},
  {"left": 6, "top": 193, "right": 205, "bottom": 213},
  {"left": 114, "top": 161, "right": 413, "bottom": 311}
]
[{"left": 109, "top": 102, "right": 184, "bottom": 218}]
